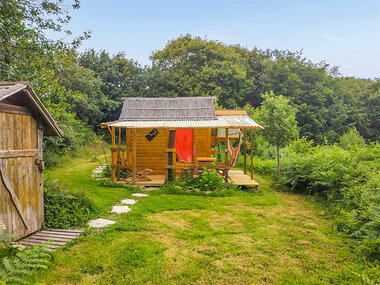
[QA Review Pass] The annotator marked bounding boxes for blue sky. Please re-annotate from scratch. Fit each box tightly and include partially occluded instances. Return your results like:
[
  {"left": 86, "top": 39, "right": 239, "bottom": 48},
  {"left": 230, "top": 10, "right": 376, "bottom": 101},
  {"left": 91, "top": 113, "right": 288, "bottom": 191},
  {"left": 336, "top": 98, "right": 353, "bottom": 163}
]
[{"left": 62, "top": 0, "right": 380, "bottom": 78}]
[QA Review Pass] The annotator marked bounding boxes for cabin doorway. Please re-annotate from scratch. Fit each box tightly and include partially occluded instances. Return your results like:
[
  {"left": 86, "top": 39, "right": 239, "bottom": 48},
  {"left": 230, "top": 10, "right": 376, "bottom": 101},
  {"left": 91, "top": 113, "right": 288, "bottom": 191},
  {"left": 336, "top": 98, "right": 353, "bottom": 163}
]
[{"left": 174, "top": 129, "right": 193, "bottom": 162}]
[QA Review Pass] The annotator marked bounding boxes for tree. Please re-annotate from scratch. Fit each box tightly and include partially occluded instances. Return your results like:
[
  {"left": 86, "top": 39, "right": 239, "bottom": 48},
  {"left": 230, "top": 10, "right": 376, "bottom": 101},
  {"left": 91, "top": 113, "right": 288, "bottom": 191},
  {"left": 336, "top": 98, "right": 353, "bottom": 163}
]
[
  {"left": 79, "top": 50, "right": 151, "bottom": 122},
  {"left": 151, "top": 35, "right": 253, "bottom": 108},
  {"left": 259, "top": 91, "right": 299, "bottom": 177}
]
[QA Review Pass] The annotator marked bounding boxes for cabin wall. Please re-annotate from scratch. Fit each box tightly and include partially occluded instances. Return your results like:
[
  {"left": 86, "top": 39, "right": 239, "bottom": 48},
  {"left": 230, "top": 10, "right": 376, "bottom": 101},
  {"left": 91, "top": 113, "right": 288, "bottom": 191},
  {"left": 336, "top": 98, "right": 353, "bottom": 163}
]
[
  {"left": 126, "top": 128, "right": 167, "bottom": 175},
  {"left": 0, "top": 110, "right": 43, "bottom": 240},
  {"left": 124, "top": 128, "right": 211, "bottom": 175},
  {"left": 193, "top": 128, "right": 211, "bottom": 158}
]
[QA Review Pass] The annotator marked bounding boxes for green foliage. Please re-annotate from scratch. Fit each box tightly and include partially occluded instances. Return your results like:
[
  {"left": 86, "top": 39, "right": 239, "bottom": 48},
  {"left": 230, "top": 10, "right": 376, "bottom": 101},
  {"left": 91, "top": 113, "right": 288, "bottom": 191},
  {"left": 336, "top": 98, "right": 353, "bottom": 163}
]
[
  {"left": 277, "top": 138, "right": 380, "bottom": 260},
  {"left": 339, "top": 127, "right": 366, "bottom": 150},
  {"left": 43, "top": 178, "right": 97, "bottom": 228},
  {"left": 259, "top": 91, "right": 299, "bottom": 176},
  {"left": 191, "top": 166, "right": 224, "bottom": 192},
  {"left": 0, "top": 244, "right": 51, "bottom": 284},
  {"left": 259, "top": 91, "right": 299, "bottom": 148},
  {"left": 151, "top": 35, "right": 253, "bottom": 108},
  {"left": 78, "top": 50, "right": 151, "bottom": 123}
]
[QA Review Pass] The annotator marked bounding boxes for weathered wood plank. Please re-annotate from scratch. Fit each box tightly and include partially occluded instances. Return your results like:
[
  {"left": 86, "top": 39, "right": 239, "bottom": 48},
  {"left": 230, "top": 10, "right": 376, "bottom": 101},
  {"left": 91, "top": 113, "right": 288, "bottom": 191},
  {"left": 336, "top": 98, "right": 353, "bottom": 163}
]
[
  {"left": 0, "top": 163, "right": 29, "bottom": 230},
  {"left": 18, "top": 229, "right": 83, "bottom": 249},
  {"left": 0, "top": 149, "right": 38, "bottom": 158},
  {"left": 46, "top": 229, "right": 83, "bottom": 233},
  {"left": 0, "top": 103, "right": 31, "bottom": 116},
  {"left": 39, "top": 230, "right": 81, "bottom": 237}
]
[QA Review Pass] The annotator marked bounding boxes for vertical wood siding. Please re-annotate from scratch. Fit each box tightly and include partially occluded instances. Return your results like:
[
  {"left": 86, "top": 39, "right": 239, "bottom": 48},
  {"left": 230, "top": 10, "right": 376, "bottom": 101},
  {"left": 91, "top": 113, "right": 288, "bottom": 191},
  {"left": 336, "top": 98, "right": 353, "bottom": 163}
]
[
  {"left": 193, "top": 128, "right": 211, "bottom": 158},
  {"left": 0, "top": 112, "right": 42, "bottom": 240}
]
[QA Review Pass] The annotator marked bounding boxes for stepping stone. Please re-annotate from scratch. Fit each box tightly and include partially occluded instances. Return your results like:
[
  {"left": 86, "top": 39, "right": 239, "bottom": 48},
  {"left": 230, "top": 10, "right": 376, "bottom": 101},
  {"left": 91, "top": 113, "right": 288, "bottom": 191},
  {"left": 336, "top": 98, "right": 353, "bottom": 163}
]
[
  {"left": 132, "top": 193, "right": 149, "bottom": 197},
  {"left": 88, "top": 218, "right": 116, "bottom": 228},
  {"left": 142, "top": 187, "right": 160, "bottom": 191},
  {"left": 121, "top": 199, "right": 137, "bottom": 205},
  {"left": 111, "top": 206, "right": 132, "bottom": 214},
  {"left": 92, "top": 169, "right": 103, "bottom": 174}
]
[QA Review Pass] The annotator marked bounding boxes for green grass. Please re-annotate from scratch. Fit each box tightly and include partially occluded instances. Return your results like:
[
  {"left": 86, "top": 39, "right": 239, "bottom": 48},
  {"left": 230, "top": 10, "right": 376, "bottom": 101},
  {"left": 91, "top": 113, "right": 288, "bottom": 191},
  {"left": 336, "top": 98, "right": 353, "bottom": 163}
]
[{"left": 33, "top": 156, "right": 379, "bottom": 284}]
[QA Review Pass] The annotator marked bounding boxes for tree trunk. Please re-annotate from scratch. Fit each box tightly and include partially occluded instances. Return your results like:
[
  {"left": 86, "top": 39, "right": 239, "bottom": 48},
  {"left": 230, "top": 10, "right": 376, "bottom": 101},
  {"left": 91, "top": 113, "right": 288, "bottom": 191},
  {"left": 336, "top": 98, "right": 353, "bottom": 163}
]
[{"left": 276, "top": 146, "right": 281, "bottom": 178}]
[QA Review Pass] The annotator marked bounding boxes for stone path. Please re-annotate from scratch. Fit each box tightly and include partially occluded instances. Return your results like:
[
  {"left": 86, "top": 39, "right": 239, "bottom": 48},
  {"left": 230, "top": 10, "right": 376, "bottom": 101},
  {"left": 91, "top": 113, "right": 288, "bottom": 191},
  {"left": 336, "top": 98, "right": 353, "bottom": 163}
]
[
  {"left": 132, "top": 193, "right": 149, "bottom": 197},
  {"left": 92, "top": 164, "right": 107, "bottom": 180},
  {"left": 88, "top": 193, "right": 149, "bottom": 228},
  {"left": 121, "top": 199, "right": 137, "bottom": 205},
  {"left": 111, "top": 206, "right": 131, "bottom": 214},
  {"left": 88, "top": 218, "right": 116, "bottom": 228}
]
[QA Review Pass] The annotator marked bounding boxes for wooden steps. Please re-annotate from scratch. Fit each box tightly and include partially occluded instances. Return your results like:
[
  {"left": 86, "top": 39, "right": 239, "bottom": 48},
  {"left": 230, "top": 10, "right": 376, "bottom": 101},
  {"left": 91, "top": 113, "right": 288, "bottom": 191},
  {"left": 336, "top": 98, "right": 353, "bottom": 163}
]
[
  {"left": 228, "top": 170, "right": 260, "bottom": 188},
  {"left": 18, "top": 229, "right": 83, "bottom": 249}
]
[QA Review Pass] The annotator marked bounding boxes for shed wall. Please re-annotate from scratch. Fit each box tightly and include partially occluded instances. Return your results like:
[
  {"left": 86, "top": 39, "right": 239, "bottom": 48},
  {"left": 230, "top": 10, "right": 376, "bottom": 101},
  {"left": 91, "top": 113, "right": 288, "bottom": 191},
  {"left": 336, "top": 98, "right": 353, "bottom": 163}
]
[{"left": 0, "top": 111, "right": 43, "bottom": 240}]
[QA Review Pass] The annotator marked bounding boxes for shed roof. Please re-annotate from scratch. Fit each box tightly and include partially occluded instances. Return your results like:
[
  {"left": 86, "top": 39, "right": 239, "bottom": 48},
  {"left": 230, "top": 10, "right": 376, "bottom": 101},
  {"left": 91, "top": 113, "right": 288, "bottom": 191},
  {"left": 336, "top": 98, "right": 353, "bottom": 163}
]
[
  {"left": 0, "top": 82, "right": 63, "bottom": 137},
  {"left": 119, "top": 97, "right": 216, "bottom": 121}
]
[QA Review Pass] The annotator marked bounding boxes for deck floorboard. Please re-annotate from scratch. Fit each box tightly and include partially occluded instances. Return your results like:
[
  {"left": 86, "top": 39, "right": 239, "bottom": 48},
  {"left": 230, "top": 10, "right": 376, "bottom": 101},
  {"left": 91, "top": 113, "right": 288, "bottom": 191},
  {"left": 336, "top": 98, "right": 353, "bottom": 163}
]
[{"left": 18, "top": 229, "right": 83, "bottom": 249}]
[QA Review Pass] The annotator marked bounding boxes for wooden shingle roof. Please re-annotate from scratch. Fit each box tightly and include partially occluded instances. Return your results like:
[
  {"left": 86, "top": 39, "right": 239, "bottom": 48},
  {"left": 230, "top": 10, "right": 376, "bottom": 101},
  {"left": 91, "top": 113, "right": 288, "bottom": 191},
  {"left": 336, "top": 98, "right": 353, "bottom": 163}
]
[
  {"left": 0, "top": 82, "right": 63, "bottom": 137},
  {"left": 119, "top": 97, "right": 216, "bottom": 121}
]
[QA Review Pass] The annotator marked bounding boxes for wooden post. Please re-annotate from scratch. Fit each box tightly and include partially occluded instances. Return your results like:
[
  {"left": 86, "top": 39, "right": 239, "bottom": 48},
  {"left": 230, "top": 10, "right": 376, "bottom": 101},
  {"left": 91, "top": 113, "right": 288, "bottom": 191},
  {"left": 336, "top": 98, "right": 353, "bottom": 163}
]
[
  {"left": 243, "top": 128, "right": 247, "bottom": 174},
  {"left": 250, "top": 128, "right": 253, "bottom": 180},
  {"left": 132, "top": 128, "right": 137, "bottom": 184},
  {"left": 111, "top": 127, "right": 116, "bottom": 183},
  {"left": 117, "top": 127, "right": 121, "bottom": 181},
  {"left": 166, "top": 129, "right": 176, "bottom": 182},
  {"left": 224, "top": 128, "right": 229, "bottom": 185}
]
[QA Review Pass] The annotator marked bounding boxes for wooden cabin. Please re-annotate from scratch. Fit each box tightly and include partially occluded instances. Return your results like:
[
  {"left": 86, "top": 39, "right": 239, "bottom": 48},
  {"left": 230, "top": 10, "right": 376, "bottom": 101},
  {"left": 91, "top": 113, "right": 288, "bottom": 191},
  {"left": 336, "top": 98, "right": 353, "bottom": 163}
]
[
  {"left": 101, "top": 97, "right": 262, "bottom": 187},
  {"left": 0, "top": 83, "right": 63, "bottom": 240}
]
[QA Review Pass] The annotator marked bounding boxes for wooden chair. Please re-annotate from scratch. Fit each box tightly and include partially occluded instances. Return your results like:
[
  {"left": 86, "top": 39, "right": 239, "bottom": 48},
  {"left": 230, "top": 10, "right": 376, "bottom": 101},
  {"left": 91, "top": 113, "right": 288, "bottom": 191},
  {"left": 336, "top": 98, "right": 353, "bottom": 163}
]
[
  {"left": 117, "top": 156, "right": 153, "bottom": 182},
  {"left": 123, "top": 168, "right": 153, "bottom": 182}
]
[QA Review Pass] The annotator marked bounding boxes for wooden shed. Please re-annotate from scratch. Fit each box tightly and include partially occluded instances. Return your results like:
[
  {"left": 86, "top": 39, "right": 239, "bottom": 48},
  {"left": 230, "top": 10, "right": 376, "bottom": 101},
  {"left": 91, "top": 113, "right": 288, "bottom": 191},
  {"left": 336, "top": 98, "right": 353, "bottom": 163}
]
[
  {"left": 0, "top": 82, "right": 63, "bottom": 240},
  {"left": 101, "top": 97, "right": 263, "bottom": 188}
]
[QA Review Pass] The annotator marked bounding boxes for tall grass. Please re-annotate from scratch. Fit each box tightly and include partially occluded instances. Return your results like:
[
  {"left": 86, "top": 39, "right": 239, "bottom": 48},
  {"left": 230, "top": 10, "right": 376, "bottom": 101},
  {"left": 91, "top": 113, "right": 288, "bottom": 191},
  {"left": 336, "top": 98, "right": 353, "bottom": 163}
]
[{"left": 250, "top": 137, "right": 379, "bottom": 260}]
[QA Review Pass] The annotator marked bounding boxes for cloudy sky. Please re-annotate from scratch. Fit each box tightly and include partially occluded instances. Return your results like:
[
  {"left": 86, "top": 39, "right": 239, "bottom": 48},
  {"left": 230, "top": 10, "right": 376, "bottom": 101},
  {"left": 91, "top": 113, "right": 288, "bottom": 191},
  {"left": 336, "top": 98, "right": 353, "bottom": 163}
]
[{"left": 60, "top": 0, "right": 380, "bottom": 79}]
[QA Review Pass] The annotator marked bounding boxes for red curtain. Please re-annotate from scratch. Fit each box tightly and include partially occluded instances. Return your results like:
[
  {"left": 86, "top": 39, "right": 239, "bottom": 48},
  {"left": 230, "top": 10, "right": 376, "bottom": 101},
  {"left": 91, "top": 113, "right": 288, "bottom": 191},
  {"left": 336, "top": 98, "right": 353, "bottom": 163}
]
[{"left": 174, "top": 129, "right": 193, "bottom": 162}]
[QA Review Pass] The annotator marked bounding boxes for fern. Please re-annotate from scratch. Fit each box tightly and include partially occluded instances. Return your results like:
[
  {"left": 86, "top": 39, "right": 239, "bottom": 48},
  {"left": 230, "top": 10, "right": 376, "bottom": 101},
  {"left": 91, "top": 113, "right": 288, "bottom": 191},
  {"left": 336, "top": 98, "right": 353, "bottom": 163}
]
[{"left": 0, "top": 244, "right": 51, "bottom": 284}]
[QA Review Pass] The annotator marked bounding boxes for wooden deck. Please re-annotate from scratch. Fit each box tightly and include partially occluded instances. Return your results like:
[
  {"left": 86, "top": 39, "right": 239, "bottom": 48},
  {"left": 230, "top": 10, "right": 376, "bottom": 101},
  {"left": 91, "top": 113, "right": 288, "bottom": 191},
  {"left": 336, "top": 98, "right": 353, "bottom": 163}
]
[
  {"left": 18, "top": 229, "right": 83, "bottom": 249},
  {"left": 228, "top": 170, "right": 260, "bottom": 187},
  {"left": 121, "top": 169, "right": 259, "bottom": 188}
]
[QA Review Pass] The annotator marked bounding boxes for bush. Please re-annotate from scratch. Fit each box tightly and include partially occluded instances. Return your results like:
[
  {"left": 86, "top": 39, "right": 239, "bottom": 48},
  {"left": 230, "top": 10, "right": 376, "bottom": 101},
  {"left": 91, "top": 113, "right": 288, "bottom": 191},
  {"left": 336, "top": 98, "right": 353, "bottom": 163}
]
[
  {"left": 191, "top": 166, "right": 224, "bottom": 192},
  {"left": 43, "top": 179, "right": 97, "bottom": 228}
]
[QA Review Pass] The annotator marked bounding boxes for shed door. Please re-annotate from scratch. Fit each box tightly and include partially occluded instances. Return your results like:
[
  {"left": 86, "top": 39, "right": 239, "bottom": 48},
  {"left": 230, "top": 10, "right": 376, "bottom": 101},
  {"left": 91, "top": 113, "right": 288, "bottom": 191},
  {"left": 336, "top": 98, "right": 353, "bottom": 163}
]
[{"left": 0, "top": 110, "right": 42, "bottom": 240}]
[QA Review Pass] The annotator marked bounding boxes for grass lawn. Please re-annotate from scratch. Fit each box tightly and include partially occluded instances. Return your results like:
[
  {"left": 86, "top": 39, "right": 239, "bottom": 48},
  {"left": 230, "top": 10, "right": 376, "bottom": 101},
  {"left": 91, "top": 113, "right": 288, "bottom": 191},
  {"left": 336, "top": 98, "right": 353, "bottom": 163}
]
[{"left": 33, "top": 157, "right": 377, "bottom": 284}]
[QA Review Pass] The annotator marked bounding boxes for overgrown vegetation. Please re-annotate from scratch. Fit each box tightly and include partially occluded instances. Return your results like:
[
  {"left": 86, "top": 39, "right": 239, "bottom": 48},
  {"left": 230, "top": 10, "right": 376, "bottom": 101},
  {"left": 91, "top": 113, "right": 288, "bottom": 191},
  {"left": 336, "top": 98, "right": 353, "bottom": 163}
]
[
  {"left": 0, "top": 222, "right": 52, "bottom": 284},
  {"left": 247, "top": 132, "right": 380, "bottom": 261},
  {"left": 43, "top": 178, "right": 97, "bottom": 229}
]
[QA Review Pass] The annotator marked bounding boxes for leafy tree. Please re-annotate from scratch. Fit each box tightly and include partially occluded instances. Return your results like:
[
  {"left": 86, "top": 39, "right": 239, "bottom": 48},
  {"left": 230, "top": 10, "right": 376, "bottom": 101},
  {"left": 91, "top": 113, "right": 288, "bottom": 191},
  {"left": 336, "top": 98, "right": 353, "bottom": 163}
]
[
  {"left": 79, "top": 50, "right": 150, "bottom": 122},
  {"left": 259, "top": 91, "right": 299, "bottom": 177},
  {"left": 338, "top": 127, "right": 366, "bottom": 150},
  {"left": 52, "top": 51, "right": 118, "bottom": 128},
  {"left": 0, "top": 0, "right": 89, "bottom": 81},
  {"left": 151, "top": 35, "right": 253, "bottom": 108}
]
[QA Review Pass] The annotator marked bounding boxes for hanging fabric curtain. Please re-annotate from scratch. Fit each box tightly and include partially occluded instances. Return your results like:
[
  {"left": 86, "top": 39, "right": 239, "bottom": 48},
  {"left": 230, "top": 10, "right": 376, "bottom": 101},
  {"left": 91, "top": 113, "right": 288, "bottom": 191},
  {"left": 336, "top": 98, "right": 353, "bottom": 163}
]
[
  {"left": 174, "top": 129, "right": 193, "bottom": 162},
  {"left": 228, "top": 129, "right": 243, "bottom": 166}
]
